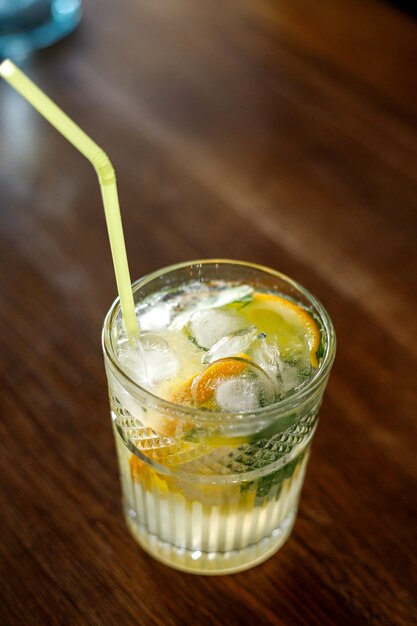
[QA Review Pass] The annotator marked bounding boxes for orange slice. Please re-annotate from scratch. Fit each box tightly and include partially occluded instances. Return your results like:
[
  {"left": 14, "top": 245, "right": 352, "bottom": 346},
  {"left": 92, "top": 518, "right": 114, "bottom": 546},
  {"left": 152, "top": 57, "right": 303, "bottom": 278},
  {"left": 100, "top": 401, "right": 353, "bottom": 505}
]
[
  {"left": 171, "top": 353, "right": 251, "bottom": 409},
  {"left": 171, "top": 374, "right": 196, "bottom": 406},
  {"left": 242, "top": 292, "right": 321, "bottom": 367},
  {"left": 193, "top": 355, "right": 249, "bottom": 406},
  {"left": 130, "top": 456, "right": 171, "bottom": 493}
]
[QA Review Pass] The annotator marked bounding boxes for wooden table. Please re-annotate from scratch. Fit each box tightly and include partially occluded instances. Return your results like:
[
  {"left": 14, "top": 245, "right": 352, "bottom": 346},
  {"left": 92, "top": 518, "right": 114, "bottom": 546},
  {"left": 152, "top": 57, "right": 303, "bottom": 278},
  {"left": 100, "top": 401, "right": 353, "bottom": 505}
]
[{"left": 1, "top": 1, "right": 416, "bottom": 624}]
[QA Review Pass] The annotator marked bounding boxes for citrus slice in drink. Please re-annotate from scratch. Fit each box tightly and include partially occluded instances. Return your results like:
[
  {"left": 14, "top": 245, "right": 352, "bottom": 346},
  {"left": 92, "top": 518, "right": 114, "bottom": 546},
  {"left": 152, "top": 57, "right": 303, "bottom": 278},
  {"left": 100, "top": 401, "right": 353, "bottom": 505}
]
[
  {"left": 171, "top": 353, "right": 275, "bottom": 415},
  {"left": 192, "top": 355, "right": 250, "bottom": 408},
  {"left": 172, "top": 353, "right": 252, "bottom": 409},
  {"left": 241, "top": 293, "right": 321, "bottom": 367}
]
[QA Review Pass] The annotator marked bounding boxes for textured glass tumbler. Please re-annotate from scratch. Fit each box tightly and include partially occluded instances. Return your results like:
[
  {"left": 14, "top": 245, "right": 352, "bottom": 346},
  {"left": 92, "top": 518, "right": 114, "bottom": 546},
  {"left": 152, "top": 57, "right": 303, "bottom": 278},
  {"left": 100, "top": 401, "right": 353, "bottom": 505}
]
[
  {"left": 102, "top": 260, "right": 336, "bottom": 574},
  {"left": 0, "top": 0, "right": 81, "bottom": 59}
]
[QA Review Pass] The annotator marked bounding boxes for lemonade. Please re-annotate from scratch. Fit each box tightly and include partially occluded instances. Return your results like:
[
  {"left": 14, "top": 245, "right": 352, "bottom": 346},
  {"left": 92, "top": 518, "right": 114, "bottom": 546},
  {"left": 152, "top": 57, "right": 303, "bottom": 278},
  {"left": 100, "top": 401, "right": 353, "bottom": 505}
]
[{"left": 103, "top": 260, "right": 335, "bottom": 574}]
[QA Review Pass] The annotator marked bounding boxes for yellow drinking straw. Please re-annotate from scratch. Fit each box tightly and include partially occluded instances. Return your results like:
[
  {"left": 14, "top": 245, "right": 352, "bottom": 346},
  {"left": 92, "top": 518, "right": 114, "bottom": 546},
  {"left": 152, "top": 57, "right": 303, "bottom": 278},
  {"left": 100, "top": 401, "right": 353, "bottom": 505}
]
[{"left": 0, "top": 59, "right": 138, "bottom": 339}]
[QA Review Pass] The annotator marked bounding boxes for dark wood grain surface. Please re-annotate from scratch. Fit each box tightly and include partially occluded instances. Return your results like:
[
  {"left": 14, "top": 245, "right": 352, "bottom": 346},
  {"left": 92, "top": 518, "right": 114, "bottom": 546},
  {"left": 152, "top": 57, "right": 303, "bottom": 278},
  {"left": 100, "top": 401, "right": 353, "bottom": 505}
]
[{"left": 1, "top": 1, "right": 416, "bottom": 624}]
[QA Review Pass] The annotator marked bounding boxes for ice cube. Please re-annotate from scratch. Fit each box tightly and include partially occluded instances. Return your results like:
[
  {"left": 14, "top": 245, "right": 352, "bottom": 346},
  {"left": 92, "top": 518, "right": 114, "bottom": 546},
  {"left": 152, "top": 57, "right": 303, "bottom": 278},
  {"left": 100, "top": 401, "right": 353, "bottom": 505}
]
[
  {"left": 203, "top": 326, "right": 257, "bottom": 364},
  {"left": 250, "top": 334, "right": 311, "bottom": 397},
  {"left": 118, "top": 333, "right": 178, "bottom": 387},
  {"left": 250, "top": 334, "right": 283, "bottom": 382},
  {"left": 215, "top": 378, "right": 261, "bottom": 412},
  {"left": 280, "top": 362, "right": 302, "bottom": 393},
  {"left": 206, "top": 285, "right": 253, "bottom": 308},
  {"left": 187, "top": 309, "right": 247, "bottom": 350},
  {"left": 138, "top": 304, "right": 171, "bottom": 332},
  {"left": 170, "top": 285, "right": 253, "bottom": 330},
  {"left": 203, "top": 357, "right": 276, "bottom": 412}
]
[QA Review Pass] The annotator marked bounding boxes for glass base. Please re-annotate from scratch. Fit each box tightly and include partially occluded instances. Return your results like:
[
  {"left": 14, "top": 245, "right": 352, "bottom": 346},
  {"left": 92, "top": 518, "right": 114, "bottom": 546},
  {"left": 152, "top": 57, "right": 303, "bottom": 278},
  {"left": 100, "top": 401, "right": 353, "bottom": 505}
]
[
  {"left": 0, "top": 0, "right": 82, "bottom": 60},
  {"left": 126, "top": 507, "right": 297, "bottom": 575}
]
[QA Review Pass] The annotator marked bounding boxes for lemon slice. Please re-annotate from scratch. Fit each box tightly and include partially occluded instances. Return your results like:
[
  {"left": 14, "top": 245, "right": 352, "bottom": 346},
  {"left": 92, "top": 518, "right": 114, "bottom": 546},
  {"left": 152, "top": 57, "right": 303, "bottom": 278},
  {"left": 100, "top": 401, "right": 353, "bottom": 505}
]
[{"left": 241, "top": 292, "right": 320, "bottom": 367}]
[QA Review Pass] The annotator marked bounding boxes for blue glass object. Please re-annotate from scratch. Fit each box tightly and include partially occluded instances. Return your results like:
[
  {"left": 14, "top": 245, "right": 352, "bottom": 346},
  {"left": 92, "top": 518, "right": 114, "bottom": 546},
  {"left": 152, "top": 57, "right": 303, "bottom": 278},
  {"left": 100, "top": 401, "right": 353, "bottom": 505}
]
[{"left": 0, "top": 0, "right": 82, "bottom": 60}]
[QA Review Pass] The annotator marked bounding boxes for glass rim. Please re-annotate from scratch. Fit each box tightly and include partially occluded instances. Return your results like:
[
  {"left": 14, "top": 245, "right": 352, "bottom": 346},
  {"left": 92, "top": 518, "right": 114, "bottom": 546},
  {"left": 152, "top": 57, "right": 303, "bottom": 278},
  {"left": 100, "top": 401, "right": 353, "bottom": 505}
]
[{"left": 102, "top": 259, "right": 336, "bottom": 425}]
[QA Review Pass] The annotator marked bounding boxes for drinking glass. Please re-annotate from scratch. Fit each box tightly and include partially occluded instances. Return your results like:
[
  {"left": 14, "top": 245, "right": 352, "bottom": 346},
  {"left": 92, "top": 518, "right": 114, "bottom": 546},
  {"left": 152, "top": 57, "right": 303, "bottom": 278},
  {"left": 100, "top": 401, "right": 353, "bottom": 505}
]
[
  {"left": 102, "top": 260, "right": 336, "bottom": 574},
  {"left": 0, "top": 0, "right": 81, "bottom": 59}
]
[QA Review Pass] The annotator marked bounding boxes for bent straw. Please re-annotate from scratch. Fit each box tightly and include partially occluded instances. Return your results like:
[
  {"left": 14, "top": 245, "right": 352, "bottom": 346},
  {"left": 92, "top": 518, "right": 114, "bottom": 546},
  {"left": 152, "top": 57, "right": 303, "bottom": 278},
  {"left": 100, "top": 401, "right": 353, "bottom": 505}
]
[{"left": 0, "top": 59, "right": 138, "bottom": 339}]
